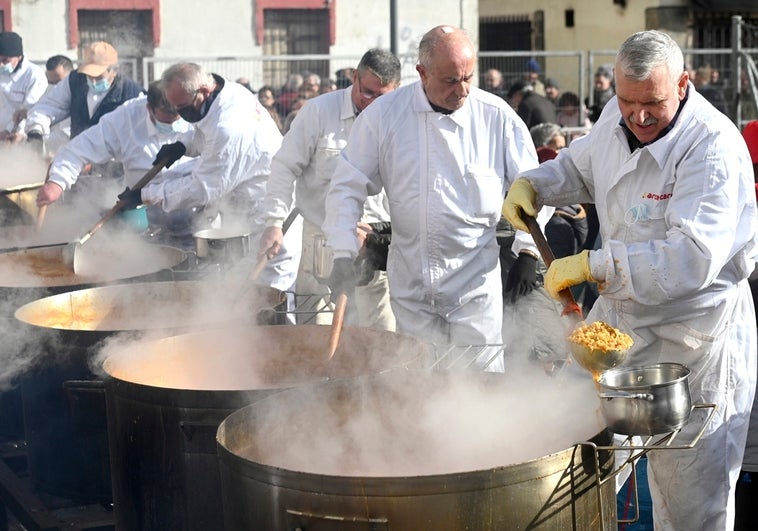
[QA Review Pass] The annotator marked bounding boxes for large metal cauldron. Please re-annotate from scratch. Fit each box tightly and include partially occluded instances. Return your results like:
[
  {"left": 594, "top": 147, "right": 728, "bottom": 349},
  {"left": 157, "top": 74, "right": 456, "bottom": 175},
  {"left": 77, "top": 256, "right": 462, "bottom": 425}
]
[
  {"left": 1, "top": 243, "right": 188, "bottom": 503},
  {"left": 102, "top": 324, "right": 431, "bottom": 531},
  {"left": 217, "top": 369, "right": 617, "bottom": 530}
]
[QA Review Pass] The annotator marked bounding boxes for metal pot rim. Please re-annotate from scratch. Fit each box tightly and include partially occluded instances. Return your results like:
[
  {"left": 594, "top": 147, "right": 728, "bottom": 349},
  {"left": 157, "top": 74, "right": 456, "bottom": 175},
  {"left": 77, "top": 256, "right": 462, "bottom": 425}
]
[{"left": 597, "top": 362, "right": 690, "bottom": 389}]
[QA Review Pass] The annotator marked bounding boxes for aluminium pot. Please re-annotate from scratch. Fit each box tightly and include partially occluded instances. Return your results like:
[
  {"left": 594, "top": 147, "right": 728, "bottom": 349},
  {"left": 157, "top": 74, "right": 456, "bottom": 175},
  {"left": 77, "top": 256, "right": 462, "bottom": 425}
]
[
  {"left": 217, "top": 369, "right": 617, "bottom": 530},
  {"left": 1, "top": 243, "right": 189, "bottom": 503},
  {"left": 102, "top": 324, "right": 431, "bottom": 531},
  {"left": 194, "top": 227, "right": 251, "bottom": 264},
  {"left": 597, "top": 363, "right": 692, "bottom": 435}
]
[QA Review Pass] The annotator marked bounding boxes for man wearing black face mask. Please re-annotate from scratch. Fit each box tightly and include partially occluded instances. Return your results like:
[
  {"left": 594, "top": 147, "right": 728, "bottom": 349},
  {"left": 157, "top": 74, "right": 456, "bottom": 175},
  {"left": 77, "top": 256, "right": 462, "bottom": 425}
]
[
  {"left": 25, "top": 41, "right": 143, "bottom": 146},
  {"left": 135, "top": 62, "right": 301, "bottom": 294}
]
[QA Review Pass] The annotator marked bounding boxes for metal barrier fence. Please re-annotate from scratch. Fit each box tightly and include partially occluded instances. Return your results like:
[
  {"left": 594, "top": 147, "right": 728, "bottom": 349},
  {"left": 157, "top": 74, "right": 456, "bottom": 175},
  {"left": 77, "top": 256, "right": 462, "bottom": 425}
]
[{"left": 126, "top": 16, "right": 757, "bottom": 129}]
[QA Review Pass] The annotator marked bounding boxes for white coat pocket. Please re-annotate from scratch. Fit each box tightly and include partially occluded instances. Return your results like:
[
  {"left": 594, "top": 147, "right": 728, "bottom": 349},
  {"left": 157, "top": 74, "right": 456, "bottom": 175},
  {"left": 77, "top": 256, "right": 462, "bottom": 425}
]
[{"left": 464, "top": 166, "right": 503, "bottom": 226}]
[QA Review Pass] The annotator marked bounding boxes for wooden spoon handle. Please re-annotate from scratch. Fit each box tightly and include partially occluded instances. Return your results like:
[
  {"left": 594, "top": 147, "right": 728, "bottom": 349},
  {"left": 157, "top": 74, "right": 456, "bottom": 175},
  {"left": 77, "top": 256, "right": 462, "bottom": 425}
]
[
  {"left": 35, "top": 204, "right": 48, "bottom": 232},
  {"left": 327, "top": 293, "right": 348, "bottom": 359}
]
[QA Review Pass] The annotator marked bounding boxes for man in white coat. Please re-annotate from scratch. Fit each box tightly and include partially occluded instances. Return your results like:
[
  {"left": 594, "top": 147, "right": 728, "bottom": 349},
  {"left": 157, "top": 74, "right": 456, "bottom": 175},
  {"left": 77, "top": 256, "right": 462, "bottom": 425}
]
[
  {"left": 130, "top": 63, "right": 300, "bottom": 292},
  {"left": 322, "top": 25, "right": 548, "bottom": 356},
  {"left": 503, "top": 30, "right": 757, "bottom": 529},
  {"left": 259, "top": 48, "right": 401, "bottom": 328},
  {"left": 35, "top": 81, "right": 198, "bottom": 238},
  {"left": 0, "top": 32, "right": 47, "bottom": 143},
  {"left": 36, "top": 81, "right": 193, "bottom": 204}
]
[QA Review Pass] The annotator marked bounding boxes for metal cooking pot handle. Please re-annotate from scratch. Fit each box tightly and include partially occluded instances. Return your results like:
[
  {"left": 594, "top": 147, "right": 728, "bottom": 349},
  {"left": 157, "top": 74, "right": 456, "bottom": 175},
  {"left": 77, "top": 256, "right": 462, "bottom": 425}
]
[
  {"left": 599, "top": 391, "right": 655, "bottom": 401},
  {"left": 62, "top": 379, "right": 106, "bottom": 394}
]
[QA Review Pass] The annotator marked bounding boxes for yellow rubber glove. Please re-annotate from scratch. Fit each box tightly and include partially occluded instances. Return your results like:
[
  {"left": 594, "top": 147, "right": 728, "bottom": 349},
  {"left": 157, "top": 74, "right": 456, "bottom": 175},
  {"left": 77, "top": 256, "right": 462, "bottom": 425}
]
[
  {"left": 544, "top": 249, "right": 593, "bottom": 300},
  {"left": 502, "top": 178, "right": 538, "bottom": 232}
]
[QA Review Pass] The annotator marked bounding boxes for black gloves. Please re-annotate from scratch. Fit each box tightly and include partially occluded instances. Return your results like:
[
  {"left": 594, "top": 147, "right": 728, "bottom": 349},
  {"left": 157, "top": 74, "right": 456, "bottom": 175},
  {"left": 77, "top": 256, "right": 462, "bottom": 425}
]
[
  {"left": 26, "top": 131, "right": 43, "bottom": 152},
  {"left": 117, "top": 187, "right": 143, "bottom": 209},
  {"left": 365, "top": 222, "right": 391, "bottom": 271},
  {"left": 152, "top": 141, "right": 186, "bottom": 168},
  {"left": 504, "top": 253, "right": 539, "bottom": 303},
  {"left": 327, "top": 257, "right": 358, "bottom": 303}
]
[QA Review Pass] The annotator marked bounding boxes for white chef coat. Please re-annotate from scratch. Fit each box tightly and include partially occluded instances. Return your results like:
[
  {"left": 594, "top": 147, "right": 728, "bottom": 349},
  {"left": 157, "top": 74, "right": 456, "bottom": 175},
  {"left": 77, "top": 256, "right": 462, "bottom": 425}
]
[
  {"left": 323, "top": 82, "right": 548, "bottom": 348},
  {"left": 262, "top": 87, "right": 394, "bottom": 329},
  {"left": 142, "top": 78, "right": 300, "bottom": 292},
  {"left": 521, "top": 84, "right": 758, "bottom": 530},
  {"left": 48, "top": 94, "right": 194, "bottom": 191},
  {"left": 263, "top": 87, "right": 390, "bottom": 228},
  {"left": 0, "top": 58, "right": 46, "bottom": 134}
]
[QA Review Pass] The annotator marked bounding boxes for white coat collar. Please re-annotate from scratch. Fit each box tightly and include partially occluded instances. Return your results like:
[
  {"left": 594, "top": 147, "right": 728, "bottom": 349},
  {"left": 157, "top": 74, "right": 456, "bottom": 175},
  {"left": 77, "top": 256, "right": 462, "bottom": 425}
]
[
  {"left": 410, "top": 81, "right": 472, "bottom": 128},
  {"left": 611, "top": 82, "right": 700, "bottom": 170},
  {"left": 339, "top": 87, "right": 356, "bottom": 122}
]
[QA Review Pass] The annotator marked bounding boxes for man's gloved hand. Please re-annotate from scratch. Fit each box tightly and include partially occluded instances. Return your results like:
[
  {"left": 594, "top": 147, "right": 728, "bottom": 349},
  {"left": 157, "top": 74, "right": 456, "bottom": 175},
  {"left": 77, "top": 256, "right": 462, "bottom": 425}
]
[
  {"left": 152, "top": 141, "right": 186, "bottom": 168},
  {"left": 328, "top": 257, "right": 358, "bottom": 303},
  {"left": 26, "top": 131, "right": 44, "bottom": 152},
  {"left": 502, "top": 178, "right": 538, "bottom": 232},
  {"left": 117, "top": 187, "right": 143, "bottom": 209},
  {"left": 504, "top": 252, "right": 539, "bottom": 303},
  {"left": 544, "top": 249, "right": 593, "bottom": 300}
]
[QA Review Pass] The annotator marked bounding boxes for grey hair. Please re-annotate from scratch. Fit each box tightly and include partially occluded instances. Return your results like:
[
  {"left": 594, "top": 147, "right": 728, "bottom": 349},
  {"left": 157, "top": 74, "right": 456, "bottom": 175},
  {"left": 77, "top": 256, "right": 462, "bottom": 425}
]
[
  {"left": 357, "top": 48, "right": 401, "bottom": 86},
  {"left": 146, "top": 80, "right": 176, "bottom": 114},
  {"left": 616, "top": 30, "right": 684, "bottom": 84},
  {"left": 160, "top": 63, "right": 215, "bottom": 94},
  {"left": 530, "top": 122, "right": 563, "bottom": 148}
]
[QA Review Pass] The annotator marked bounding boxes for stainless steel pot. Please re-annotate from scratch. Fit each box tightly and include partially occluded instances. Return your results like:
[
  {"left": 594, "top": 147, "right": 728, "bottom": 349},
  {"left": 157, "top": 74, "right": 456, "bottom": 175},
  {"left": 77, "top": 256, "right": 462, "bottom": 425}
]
[
  {"left": 1, "top": 243, "right": 189, "bottom": 503},
  {"left": 217, "top": 369, "right": 618, "bottom": 530},
  {"left": 103, "top": 325, "right": 432, "bottom": 531},
  {"left": 194, "top": 227, "right": 251, "bottom": 263},
  {"left": 597, "top": 363, "right": 692, "bottom": 435}
]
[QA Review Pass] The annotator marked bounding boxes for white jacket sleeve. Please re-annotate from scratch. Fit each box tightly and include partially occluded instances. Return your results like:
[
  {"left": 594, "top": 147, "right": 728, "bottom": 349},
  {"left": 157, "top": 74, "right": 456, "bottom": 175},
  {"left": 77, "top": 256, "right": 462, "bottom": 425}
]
[
  {"left": 25, "top": 76, "right": 73, "bottom": 135},
  {"left": 47, "top": 115, "right": 124, "bottom": 191},
  {"left": 263, "top": 101, "right": 321, "bottom": 224}
]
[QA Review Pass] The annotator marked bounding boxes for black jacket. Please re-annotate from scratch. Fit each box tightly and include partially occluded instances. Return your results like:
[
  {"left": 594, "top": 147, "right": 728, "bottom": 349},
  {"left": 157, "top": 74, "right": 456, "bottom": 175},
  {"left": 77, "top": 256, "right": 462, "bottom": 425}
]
[
  {"left": 68, "top": 71, "right": 144, "bottom": 138},
  {"left": 517, "top": 91, "right": 557, "bottom": 129}
]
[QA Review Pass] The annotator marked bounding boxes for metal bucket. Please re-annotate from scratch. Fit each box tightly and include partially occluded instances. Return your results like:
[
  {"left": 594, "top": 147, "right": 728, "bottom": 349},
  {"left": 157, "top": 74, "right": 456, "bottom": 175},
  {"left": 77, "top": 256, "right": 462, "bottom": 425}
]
[
  {"left": 194, "top": 227, "right": 251, "bottom": 264},
  {"left": 217, "top": 370, "right": 618, "bottom": 530},
  {"left": 103, "top": 325, "right": 431, "bottom": 531}
]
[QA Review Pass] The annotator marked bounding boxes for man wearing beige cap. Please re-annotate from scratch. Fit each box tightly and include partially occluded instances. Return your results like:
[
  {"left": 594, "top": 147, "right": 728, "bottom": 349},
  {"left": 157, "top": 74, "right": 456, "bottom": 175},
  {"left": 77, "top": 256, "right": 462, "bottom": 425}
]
[{"left": 25, "top": 40, "right": 142, "bottom": 148}]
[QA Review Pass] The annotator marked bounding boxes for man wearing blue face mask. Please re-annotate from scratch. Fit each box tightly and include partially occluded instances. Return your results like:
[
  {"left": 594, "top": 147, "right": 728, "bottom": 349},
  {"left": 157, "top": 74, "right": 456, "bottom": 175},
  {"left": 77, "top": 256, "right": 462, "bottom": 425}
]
[
  {"left": 36, "top": 81, "right": 197, "bottom": 237},
  {"left": 0, "top": 31, "right": 47, "bottom": 143},
  {"left": 25, "top": 41, "right": 143, "bottom": 147}
]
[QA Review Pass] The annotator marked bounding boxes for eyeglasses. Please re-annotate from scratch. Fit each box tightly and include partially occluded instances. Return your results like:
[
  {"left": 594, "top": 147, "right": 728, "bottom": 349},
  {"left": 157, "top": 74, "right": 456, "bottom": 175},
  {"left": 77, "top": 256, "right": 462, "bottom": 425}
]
[
  {"left": 356, "top": 76, "right": 380, "bottom": 100},
  {"left": 176, "top": 90, "right": 199, "bottom": 111}
]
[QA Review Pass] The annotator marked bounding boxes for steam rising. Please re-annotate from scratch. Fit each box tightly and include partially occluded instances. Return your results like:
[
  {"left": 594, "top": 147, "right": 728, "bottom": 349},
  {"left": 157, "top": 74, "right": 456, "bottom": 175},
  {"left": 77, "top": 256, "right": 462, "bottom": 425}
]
[{"left": 219, "top": 361, "right": 604, "bottom": 477}]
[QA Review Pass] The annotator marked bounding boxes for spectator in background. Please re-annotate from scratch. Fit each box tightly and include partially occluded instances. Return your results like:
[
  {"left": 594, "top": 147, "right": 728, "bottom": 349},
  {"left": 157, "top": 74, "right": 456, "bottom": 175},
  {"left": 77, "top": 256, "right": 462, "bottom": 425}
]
[
  {"left": 507, "top": 79, "right": 556, "bottom": 129},
  {"left": 320, "top": 78, "right": 337, "bottom": 94},
  {"left": 335, "top": 67, "right": 355, "bottom": 89},
  {"left": 483, "top": 68, "right": 508, "bottom": 100},
  {"left": 587, "top": 64, "right": 615, "bottom": 123},
  {"left": 276, "top": 73, "right": 303, "bottom": 119},
  {"left": 524, "top": 59, "right": 546, "bottom": 96},
  {"left": 544, "top": 78, "right": 560, "bottom": 106},
  {"left": 0, "top": 31, "right": 47, "bottom": 143},
  {"left": 235, "top": 77, "right": 256, "bottom": 94},
  {"left": 258, "top": 85, "right": 283, "bottom": 133},
  {"left": 694, "top": 64, "right": 727, "bottom": 115},
  {"left": 302, "top": 72, "right": 321, "bottom": 95},
  {"left": 555, "top": 91, "right": 592, "bottom": 140},
  {"left": 530, "top": 122, "right": 565, "bottom": 153}
]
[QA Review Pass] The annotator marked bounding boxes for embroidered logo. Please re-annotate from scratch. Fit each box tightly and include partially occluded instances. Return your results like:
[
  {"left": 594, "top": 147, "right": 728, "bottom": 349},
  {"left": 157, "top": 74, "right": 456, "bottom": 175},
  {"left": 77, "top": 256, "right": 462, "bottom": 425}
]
[{"left": 642, "top": 192, "right": 672, "bottom": 201}]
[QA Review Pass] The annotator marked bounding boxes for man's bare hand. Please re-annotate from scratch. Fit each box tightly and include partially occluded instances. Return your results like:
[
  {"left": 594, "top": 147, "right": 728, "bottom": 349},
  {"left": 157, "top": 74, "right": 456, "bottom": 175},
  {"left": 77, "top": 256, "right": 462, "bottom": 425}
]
[
  {"left": 36, "top": 181, "right": 64, "bottom": 207},
  {"left": 259, "top": 226, "right": 283, "bottom": 259}
]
